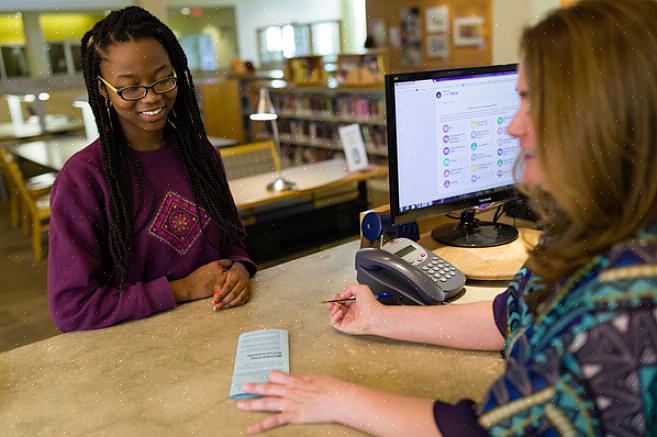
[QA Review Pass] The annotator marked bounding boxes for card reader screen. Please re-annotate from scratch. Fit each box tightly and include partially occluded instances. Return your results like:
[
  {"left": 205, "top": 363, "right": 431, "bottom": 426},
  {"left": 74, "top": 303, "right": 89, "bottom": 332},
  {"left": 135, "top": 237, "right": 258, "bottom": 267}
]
[{"left": 394, "top": 245, "right": 415, "bottom": 257}]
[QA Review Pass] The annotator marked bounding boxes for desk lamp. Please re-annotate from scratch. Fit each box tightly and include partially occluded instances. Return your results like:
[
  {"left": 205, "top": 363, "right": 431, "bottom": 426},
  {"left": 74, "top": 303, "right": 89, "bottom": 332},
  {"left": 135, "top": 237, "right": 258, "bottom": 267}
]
[{"left": 249, "top": 88, "right": 296, "bottom": 192}]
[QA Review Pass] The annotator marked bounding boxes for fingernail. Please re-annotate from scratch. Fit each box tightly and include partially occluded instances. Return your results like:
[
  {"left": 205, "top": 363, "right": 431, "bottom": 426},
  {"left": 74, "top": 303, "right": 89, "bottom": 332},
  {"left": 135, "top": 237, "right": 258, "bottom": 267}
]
[{"left": 237, "top": 401, "right": 245, "bottom": 409}]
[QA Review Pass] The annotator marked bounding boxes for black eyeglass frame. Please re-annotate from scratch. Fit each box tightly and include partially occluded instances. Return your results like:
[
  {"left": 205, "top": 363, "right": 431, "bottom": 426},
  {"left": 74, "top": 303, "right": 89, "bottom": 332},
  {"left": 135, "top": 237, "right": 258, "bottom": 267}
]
[{"left": 97, "top": 70, "right": 178, "bottom": 101}]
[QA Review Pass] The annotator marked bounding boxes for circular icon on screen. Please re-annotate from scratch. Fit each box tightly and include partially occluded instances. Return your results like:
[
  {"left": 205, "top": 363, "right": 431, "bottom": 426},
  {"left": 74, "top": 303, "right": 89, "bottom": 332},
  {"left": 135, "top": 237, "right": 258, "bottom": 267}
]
[
  {"left": 497, "top": 148, "right": 503, "bottom": 156},
  {"left": 436, "top": 91, "right": 442, "bottom": 99},
  {"left": 471, "top": 175, "right": 478, "bottom": 183},
  {"left": 470, "top": 131, "right": 477, "bottom": 139},
  {"left": 471, "top": 165, "right": 477, "bottom": 172},
  {"left": 497, "top": 170, "right": 504, "bottom": 177},
  {"left": 497, "top": 116, "right": 504, "bottom": 125},
  {"left": 443, "top": 180, "right": 450, "bottom": 188},
  {"left": 470, "top": 142, "right": 477, "bottom": 151},
  {"left": 443, "top": 147, "right": 450, "bottom": 155},
  {"left": 497, "top": 127, "right": 503, "bottom": 135},
  {"left": 497, "top": 139, "right": 503, "bottom": 146},
  {"left": 497, "top": 159, "right": 504, "bottom": 167},
  {"left": 443, "top": 135, "right": 449, "bottom": 143},
  {"left": 443, "top": 169, "right": 450, "bottom": 177},
  {"left": 443, "top": 158, "right": 450, "bottom": 166},
  {"left": 471, "top": 154, "right": 477, "bottom": 161},
  {"left": 442, "top": 125, "right": 449, "bottom": 133}
]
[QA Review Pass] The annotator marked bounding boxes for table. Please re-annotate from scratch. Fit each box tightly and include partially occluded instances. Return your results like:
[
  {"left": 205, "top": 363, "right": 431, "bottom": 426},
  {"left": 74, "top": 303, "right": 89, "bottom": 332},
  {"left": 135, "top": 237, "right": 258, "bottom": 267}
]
[
  {"left": 7, "top": 135, "right": 239, "bottom": 172},
  {"left": 0, "top": 239, "right": 506, "bottom": 436},
  {"left": 230, "top": 159, "right": 387, "bottom": 211}
]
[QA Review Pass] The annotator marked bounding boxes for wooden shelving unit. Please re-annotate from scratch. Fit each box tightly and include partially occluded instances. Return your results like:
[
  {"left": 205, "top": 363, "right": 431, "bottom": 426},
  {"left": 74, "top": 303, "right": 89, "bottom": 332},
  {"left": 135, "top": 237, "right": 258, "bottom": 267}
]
[{"left": 251, "top": 85, "right": 388, "bottom": 165}]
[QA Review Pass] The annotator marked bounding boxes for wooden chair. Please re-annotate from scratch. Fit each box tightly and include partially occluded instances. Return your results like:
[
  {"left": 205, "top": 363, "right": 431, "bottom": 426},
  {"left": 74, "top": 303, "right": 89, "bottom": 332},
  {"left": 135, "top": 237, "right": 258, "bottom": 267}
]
[
  {"left": 219, "top": 140, "right": 281, "bottom": 180},
  {"left": 0, "top": 149, "right": 50, "bottom": 262},
  {"left": 0, "top": 147, "right": 55, "bottom": 232}
]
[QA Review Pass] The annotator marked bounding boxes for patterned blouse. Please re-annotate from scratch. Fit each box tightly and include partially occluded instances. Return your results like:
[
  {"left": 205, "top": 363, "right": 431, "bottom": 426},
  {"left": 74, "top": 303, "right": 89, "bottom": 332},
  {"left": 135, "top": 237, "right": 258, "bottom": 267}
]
[{"left": 433, "top": 228, "right": 657, "bottom": 436}]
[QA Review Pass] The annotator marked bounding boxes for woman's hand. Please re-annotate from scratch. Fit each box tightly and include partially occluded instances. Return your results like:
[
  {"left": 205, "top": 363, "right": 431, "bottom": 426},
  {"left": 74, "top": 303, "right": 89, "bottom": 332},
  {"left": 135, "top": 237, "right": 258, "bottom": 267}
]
[
  {"left": 212, "top": 262, "right": 250, "bottom": 311},
  {"left": 237, "top": 371, "right": 356, "bottom": 434},
  {"left": 327, "top": 284, "right": 386, "bottom": 336},
  {"left": 169, "top": 259, "right": 233, "bottom": 303}
]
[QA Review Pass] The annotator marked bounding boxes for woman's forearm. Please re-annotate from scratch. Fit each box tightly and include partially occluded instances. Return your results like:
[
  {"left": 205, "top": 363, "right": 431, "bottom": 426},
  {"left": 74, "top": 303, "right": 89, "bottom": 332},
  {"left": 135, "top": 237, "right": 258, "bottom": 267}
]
[
  {"left": 337, "top": 384, "right": 441, "bottom": 437},
  {"left": 370, "top": 301, "right": 505, "bottom": 351}
]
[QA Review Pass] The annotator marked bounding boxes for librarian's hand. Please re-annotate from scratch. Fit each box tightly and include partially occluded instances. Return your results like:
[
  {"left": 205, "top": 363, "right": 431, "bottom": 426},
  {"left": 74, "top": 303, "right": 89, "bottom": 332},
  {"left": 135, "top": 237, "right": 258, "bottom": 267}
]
[
  {"left": 326, "top": 284, "right": 384, "bottom": 336},
  {"left": 212, "top": 262, "right": 250, "bottom": 311},
  {"left": 237, "top": 371, "right": 354, "bottom": 434},
  {"left": 169, "top": 259, "right": 233, "bottom": 303}
]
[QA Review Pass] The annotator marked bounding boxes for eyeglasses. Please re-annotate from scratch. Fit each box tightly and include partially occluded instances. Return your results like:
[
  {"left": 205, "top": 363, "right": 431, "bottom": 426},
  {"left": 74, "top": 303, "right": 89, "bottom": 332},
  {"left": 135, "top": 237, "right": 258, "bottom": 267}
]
[{"left": 97, "top": 70, "right": 177, "bottom": 101}]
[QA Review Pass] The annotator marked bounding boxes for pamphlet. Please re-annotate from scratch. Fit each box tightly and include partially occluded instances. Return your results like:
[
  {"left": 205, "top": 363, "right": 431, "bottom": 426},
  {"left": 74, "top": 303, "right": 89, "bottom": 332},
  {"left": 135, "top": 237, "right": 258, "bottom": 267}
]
[{"left": 229, "top": 329, "right": 289, "bottom": 399}]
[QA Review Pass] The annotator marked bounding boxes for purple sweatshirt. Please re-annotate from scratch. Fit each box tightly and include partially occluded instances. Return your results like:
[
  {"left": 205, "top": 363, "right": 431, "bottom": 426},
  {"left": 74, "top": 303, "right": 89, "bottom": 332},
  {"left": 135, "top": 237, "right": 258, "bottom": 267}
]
[{"left": 47, "top": 139, "right": 255, "bottom": 332}]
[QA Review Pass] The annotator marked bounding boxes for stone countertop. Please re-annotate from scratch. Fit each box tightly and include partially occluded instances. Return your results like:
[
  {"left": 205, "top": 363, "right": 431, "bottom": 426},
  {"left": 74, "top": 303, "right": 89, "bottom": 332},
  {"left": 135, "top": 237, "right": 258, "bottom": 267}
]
[{"left": 0, "top": 240, "right": 505, "bottom": 436}]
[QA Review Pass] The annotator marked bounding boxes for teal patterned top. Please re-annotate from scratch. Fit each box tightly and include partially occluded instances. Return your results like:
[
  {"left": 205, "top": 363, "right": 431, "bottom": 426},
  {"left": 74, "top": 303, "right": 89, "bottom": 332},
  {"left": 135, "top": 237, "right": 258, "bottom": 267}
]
[{"left": 433, "top": 228, "right": 657, "bottom": 436}]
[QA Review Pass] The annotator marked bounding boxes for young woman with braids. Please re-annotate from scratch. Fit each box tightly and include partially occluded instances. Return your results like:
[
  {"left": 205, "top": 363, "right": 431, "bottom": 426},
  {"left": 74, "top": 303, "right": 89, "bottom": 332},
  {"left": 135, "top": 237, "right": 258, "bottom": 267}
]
[
  {"left": 47, "top": 7, "right": 255, "bottom": 332},
  {"left": 237, "top": 1, "right": 657, "bottom": 435}
]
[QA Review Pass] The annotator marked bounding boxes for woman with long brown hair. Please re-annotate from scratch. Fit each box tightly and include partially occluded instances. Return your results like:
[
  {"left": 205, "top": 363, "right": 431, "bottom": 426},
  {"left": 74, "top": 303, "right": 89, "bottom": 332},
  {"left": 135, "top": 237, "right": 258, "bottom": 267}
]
[{"left": 237, "top": 1, "right": 657, "bottom": 435}]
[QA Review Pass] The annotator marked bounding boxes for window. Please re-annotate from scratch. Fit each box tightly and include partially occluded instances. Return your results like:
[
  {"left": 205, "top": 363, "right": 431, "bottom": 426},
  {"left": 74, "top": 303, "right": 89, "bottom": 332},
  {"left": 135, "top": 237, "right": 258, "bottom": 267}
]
[
  {"left": 258, "top": 20, "right": 341, "bottom": 67},
  {"left": 311, "top": 22, "right": 341, "bottom": 56},
  {"left": 45, "top": 41, "right": 83, "bottom": 75},
  {"left": 47, "top": 43, "right": 67, "bottom": 74},
  {"left": 0, "top": 45, "right": 29, "bottom": 78}
]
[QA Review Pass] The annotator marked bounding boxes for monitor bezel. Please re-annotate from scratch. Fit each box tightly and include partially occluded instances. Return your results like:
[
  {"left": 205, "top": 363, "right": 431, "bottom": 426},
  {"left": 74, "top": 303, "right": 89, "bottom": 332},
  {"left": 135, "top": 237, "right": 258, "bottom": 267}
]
[{"left": 386, "top": 64, "right": 519, "bottom": 225}]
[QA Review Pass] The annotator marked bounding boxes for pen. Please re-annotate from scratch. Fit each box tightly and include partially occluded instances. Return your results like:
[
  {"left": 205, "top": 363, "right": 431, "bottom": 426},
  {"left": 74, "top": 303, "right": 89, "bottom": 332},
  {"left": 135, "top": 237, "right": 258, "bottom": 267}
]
[{"left": 321, "top": 292, "right": 393, "bottom": 304}]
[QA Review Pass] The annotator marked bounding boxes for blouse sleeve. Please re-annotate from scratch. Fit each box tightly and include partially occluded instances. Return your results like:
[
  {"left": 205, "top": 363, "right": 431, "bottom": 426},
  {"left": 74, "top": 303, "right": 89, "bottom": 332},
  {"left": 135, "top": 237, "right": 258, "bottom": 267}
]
[{"left": 47, "top": 167, "right": 176, "bottom": 332}]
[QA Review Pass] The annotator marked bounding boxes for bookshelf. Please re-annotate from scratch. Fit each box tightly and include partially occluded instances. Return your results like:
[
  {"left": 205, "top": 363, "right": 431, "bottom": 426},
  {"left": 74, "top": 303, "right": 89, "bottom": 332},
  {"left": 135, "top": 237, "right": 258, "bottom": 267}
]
[
  {"left": 250, "top": 85, "right": 388, "bottom": 165},
  {"left": 336, "top": 52, "right": 387, "bottom": 87}
]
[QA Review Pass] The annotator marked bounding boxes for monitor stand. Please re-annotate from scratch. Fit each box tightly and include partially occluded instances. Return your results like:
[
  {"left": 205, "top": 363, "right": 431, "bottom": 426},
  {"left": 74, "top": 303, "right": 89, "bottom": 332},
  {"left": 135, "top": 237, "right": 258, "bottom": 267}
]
[{"left": 431, "top": 209, "right": 518, "bottom": 248}]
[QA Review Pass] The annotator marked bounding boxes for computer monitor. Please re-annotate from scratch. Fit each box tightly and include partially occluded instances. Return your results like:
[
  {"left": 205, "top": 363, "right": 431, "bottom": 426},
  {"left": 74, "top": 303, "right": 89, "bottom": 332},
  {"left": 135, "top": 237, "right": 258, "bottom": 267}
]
[{"left": 386, "top": 64, "right": 521, "bottom": 247}]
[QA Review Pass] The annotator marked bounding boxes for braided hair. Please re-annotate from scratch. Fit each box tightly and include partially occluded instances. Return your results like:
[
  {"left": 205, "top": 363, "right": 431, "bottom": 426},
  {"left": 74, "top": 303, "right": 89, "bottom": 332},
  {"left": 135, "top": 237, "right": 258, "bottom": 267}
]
[{"left": 80, "top": 6, "right": 246, "bottom": 284}]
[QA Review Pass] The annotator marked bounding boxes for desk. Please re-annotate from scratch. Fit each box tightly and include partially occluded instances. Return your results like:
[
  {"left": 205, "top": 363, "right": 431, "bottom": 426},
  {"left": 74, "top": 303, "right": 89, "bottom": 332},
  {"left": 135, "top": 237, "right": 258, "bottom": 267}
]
[
  {"left": 7, "top": 136, "right": 241, "bottom": 172},
  {"left": 231, "top": 159, "right": 387, "bottom": 263},
  {"left": 0, "top": 240, "right": 505, "bottom": 436},
  {"left": 230, "top": 159, "right": 387, "bottom": 211}
]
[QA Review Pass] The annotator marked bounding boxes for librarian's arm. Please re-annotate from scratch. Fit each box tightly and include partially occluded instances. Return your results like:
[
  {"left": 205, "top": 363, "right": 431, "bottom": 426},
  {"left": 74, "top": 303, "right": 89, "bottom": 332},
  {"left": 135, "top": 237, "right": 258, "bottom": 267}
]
[
  {"left": 238, "top": 371, "right": 441, "bottom": 436},
  {"left": 328, "top": 284, "right": 505, "bottom": 351}
]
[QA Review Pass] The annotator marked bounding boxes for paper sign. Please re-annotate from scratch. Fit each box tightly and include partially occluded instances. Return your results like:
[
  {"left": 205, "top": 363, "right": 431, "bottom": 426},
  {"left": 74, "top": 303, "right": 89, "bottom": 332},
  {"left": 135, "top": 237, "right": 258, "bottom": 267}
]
[{"left": 338, "top": 124, "right": 369, "bottom": 172}]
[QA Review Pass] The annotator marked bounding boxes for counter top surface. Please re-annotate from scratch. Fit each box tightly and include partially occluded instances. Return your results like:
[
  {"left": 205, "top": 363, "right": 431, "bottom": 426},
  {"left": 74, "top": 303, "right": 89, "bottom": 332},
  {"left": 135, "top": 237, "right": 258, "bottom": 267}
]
[{"left": 0, "top": 240, "right": 506, "bottom": 436}]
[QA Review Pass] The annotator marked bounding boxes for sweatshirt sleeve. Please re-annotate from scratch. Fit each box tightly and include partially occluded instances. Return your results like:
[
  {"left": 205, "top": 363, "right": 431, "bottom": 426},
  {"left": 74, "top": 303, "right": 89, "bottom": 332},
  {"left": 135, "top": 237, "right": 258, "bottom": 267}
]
[
  {"left": 433, "top": 400, "right": 491, "bottom": 437},
  {"left": 47, "top": 166, "right": 176, "bottom": 332},
  {"left": 223, "top": 240, "right": 257, "bottom": 277}
]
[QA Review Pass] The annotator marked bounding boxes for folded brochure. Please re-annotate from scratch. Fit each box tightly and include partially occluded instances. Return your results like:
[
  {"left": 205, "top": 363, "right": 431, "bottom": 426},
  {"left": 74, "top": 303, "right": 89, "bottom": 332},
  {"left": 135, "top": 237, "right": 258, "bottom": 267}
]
[{"left": 230, "top": 328, "right": 290, "bottom": 399}]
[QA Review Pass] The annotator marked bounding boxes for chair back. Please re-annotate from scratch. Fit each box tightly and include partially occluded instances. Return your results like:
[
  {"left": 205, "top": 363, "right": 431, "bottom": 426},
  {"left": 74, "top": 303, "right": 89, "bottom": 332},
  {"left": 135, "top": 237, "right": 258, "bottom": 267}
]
[
  {"left": 219, "top": 141, "right": 281, "bottom": 180},
  {"left": 0, "top": 149, "right": 29, "bottom": 200}
]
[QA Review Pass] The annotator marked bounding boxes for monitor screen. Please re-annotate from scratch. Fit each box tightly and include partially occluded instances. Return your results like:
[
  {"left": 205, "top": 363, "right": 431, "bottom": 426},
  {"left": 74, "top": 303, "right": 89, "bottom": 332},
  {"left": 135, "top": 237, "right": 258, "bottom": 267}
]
[{"left": 386, "top": 64, "right": 520, "bottom": 224}]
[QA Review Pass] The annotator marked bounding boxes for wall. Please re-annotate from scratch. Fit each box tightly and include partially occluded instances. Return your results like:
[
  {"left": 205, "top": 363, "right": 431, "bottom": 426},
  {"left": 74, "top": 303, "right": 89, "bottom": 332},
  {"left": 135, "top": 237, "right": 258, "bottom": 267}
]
[
  {"left": 168, "top": 7, "right": 238, "bottom": 70},
  {"left": 39, "top": 13, "right": 105, "bottom": 42},
  {"left": 167, "top": 0, "right": 345, "bottom": 66},
  {"left": 0, "top": 14, "right": 25, "bottom": 45},
  {"left": 365, "top": 0, "right": 493, "bottom": 73},
  {"left": 492, "top": 0, "right": 560, "bottom": 64}
]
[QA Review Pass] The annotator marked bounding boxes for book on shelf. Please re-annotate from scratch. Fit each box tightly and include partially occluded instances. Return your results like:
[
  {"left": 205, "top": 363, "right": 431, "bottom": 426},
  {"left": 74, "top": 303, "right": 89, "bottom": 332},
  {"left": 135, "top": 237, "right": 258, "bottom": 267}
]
[
  {"left": 287, "top": 56, "right": 326, "bottom": 86},
  {"left": 337, "top": 53, "right": 387, "bottom": 86}
]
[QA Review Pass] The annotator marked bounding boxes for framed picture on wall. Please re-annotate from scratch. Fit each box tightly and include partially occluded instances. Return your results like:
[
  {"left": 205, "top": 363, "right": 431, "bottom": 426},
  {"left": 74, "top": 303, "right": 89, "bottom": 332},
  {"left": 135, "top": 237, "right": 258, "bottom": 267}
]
[
  {"left": 426, "top": 6, "right": 449, "bottom": 33},
  {"left": 427, "top": 34, "right": 449, "bottom": 59},
  {"left": 400, "top": 7, "right": 422, "bottom": 66},
  {"left": 453, "top": 16, "right": 485, "bottom": 47},
  {"left": 367, "top": 18, "right": 388, "bottom": 48}
]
